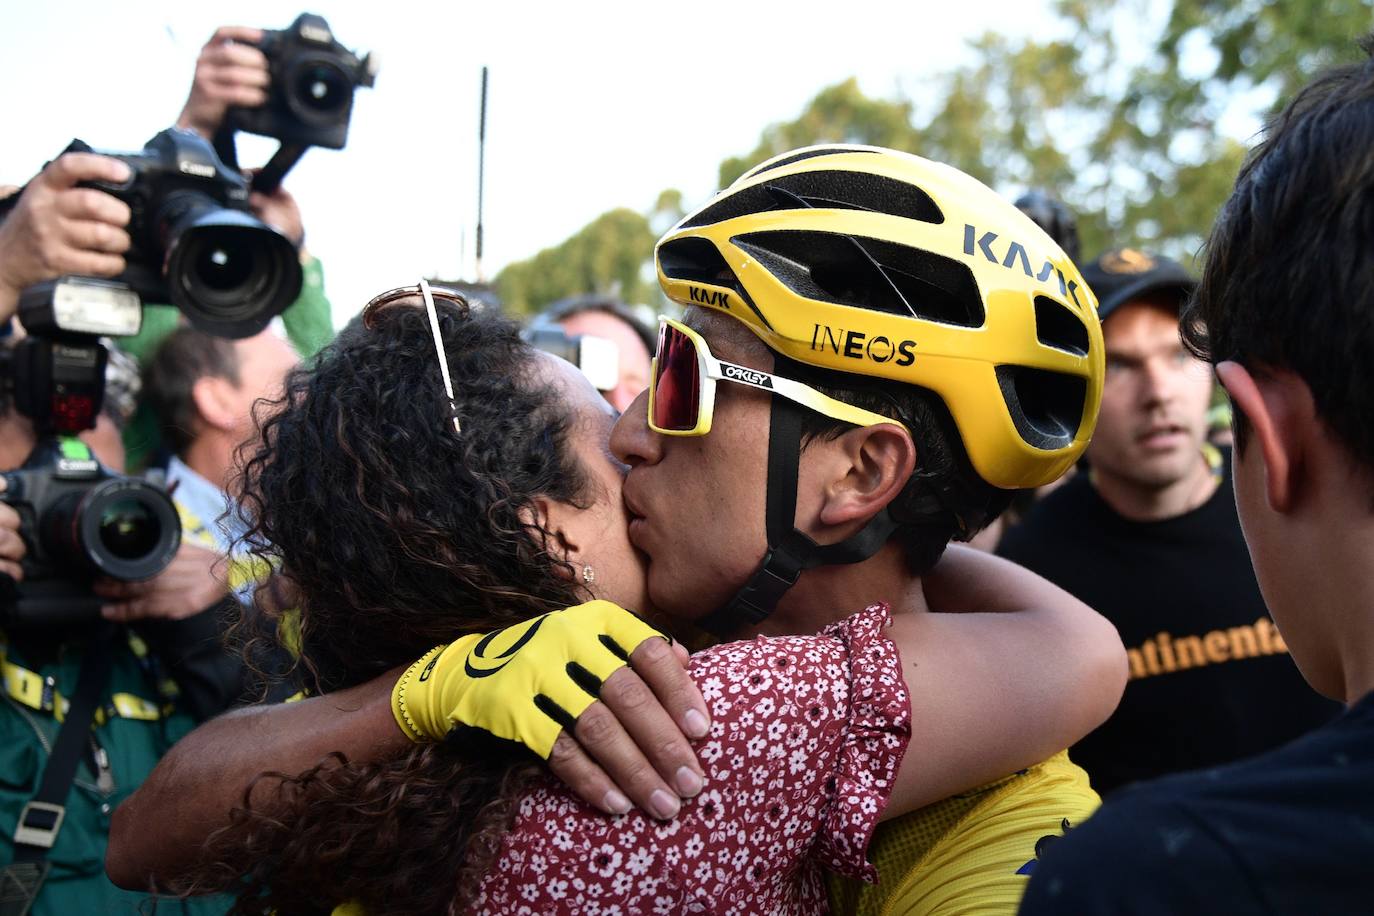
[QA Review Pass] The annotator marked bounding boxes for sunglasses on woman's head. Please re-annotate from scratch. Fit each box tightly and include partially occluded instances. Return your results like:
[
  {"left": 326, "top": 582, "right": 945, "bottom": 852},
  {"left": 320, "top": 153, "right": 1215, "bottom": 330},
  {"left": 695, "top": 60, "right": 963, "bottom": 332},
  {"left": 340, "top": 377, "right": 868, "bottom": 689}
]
[
  {"left": 647, "top": 316, "right": 908, "bottom": 436},
  {"left": 362, "top": 283, "right": 470, "bottom": 326},
  {"left": 364, "top": 280, "right": 468, "bottom": 435}
]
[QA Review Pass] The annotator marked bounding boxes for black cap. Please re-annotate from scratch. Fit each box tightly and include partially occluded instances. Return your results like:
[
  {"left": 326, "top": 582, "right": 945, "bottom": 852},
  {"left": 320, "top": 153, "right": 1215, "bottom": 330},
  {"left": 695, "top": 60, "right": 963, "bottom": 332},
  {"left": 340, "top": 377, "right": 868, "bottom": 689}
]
[{"left": 1082, "top": 248, "right": 1196, "bottom": 322}]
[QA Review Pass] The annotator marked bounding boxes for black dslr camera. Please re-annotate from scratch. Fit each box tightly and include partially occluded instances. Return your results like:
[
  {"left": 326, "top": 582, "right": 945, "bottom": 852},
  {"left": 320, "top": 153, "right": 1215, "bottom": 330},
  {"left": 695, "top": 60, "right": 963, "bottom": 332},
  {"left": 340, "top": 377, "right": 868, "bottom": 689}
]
[
  {"left": 230, "top": 13, "right": 376, "bottom": 151},
  {"left": 0, "top": 285, "right": 181, "bottom": 628},
  {"left": 216, "top": 13, "right": 375, "bottom": 192},
  {"left": 0, "top": 439, "right": 181, "bottom": 628},
  {"left": 0, "top": 128, "right": 303, "bottom": 339}
]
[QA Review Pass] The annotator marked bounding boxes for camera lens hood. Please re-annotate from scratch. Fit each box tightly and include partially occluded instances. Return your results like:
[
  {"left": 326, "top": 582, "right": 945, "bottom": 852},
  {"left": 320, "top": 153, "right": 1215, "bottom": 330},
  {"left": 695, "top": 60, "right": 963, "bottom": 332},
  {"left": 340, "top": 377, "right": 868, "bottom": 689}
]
[
  {"left": 73, "top": 477, "right": 181, "bottom": 581},
  {"left": 165, "top": 208, "right": 303, "bottom": 339}
]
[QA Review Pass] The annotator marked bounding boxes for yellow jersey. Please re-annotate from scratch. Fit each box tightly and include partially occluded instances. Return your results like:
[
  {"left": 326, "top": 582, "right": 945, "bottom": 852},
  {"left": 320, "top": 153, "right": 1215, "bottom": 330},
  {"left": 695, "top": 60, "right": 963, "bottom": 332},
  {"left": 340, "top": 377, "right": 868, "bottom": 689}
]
[{"left": 828, "top": 751, "right": 1100, "bottom": 916}]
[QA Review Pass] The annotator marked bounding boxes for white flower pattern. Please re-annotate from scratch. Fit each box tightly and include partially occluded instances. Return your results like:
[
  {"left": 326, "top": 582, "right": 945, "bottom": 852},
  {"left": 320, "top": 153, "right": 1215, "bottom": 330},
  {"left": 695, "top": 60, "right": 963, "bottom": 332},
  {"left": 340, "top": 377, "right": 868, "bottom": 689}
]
[{"left": 469, "top": 605, "right": 910, "bottom": 915}]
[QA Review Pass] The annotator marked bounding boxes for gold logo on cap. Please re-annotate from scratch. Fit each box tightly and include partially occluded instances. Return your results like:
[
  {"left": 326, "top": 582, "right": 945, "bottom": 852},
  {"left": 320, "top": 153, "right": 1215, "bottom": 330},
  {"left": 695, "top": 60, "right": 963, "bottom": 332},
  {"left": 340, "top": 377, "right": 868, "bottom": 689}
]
[{"left": 1101, "top": 249, "right": 1156, "bottom": 274}]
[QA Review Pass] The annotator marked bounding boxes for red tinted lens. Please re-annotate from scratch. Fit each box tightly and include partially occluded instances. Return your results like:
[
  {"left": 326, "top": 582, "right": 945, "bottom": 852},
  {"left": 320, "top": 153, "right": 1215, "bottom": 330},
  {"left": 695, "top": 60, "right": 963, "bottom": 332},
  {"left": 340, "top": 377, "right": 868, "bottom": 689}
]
[{"left": 652, "top": 325, "right": 701, "bottom": 431}]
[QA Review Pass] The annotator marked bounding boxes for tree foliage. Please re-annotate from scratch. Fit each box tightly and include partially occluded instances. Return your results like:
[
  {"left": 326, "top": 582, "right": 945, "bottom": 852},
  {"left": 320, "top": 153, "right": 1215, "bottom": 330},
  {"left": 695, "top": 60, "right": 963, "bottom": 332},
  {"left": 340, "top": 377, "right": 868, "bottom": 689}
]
[
  {"left": 717, "top": 80, "right": 921, "bottom": 187},
  {"left": 494, "top": 208, "right": 655, "bottom": 315},
  {"left": 496, "top": 0, "right": 1373, "bottom": 307}
]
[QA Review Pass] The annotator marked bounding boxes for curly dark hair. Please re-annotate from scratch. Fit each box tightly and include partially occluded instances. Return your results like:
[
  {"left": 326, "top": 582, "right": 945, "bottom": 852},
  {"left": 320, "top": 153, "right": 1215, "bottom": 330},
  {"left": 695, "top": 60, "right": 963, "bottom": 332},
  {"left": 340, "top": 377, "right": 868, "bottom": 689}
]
[{"left": 185, "top": 294, "right": 596, "bottom": 915}]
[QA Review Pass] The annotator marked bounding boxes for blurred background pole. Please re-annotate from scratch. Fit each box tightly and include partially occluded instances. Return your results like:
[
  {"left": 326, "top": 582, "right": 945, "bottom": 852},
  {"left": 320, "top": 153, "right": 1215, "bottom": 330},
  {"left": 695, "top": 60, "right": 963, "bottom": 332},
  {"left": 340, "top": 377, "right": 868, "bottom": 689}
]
[{"left": 475, "top": 66, "right": 488, "bottom": 283}]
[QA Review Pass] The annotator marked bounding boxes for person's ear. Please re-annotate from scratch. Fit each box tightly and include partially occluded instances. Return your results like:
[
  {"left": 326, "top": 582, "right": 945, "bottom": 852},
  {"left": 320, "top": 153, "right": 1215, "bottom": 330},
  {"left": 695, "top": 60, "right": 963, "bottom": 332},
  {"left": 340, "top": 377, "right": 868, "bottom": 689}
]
[
  {"left": 816, "top": 424, "right": 917, "bottom": 528},
  {"left": 1216, "top": 361, "right": 1309, "bottom": 513},
  {"left": 190, "top": 376, "right": 239, "bottom": 433},
  {"left": 519, "top": 496, "right": 581, "bottom": 577}
]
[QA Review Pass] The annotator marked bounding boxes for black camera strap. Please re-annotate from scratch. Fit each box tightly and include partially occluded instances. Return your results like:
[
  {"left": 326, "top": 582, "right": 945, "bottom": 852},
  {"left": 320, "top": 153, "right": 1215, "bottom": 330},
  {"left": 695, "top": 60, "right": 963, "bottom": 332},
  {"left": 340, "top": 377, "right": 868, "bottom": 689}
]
[{"left": 1, "top": 625, "right": 114, "bottom": 916}]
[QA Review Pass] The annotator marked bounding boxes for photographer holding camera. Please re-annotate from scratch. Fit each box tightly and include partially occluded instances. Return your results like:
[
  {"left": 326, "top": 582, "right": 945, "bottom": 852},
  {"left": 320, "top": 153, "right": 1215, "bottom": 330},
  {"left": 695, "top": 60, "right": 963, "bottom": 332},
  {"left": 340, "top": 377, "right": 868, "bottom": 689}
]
[
  {"left": 0, "top": 152, "right": 251, "bottom": 910},
  {"left": 0, "top": 154, "right": 133, "bottom": 326},
  {"left": 0, "top": 340, "right": 239, "bottom": 916},
  {"left": 111, "top": 24, "right": 339, "bottom": 472},
  {"left": 0, "top": 16, "right": 371, "bottom": 910}
]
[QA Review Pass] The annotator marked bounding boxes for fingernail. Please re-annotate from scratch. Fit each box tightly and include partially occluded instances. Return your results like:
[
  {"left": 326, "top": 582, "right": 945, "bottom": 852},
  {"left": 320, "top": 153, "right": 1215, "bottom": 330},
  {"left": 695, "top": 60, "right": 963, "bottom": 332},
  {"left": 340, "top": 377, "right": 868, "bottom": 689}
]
[
  {"left": 111, "top": 161, "right": 132, "bottom": 181},
  {"left": 684, "top": 708, "right": 710, "bottom": 738},
  {"left": 603, "top": 789, "right": 631, "bottom": 816},
  {"left": 675, "top": 766, "right": 703, "bottom": 797},
  {"left": 650, "top": 789, "right": 680, "bottom": 820}
]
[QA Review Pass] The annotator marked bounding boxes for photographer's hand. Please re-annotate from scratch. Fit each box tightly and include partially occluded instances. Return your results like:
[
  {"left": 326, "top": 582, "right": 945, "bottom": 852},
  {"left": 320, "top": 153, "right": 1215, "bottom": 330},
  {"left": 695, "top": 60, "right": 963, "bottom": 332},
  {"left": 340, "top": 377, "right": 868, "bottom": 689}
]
[
  {"left": 0, "top": 490, "right": 27, "bottom": 583},
  {"left": 0, "top": 153, "right": 132, "bottom": 323},
  {"left": 248, "top": 182, "right": 305, "bottom": 249},
  {"left": 94, "top": 542, "right": 228, "bottom": 622},
  {"left": 177, "top": 26, "right": 269, "bottom": 140}
]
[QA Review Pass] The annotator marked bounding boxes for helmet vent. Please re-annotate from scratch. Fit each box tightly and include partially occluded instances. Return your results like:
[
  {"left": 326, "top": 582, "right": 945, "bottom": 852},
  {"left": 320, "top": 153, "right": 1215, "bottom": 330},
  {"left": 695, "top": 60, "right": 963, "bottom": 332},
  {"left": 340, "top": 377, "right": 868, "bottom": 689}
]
[
  {"left": 1033, "top": 296, "right": 1090, "bottom": 356},
  {"left": 995, "top": 365, "right": 1086, "bottom": 451},
  {"left": 744, "top": 147, "right": 880, "bottom": 179},
  {"left": 658, "top": 236, "right": 773, "bottom": 329},
  {"left": 658, "top": 236, "right": 743, "bottom": 288},
  {"left": 733, "top": 230, "right": 984, "bottom": 327},
  {"left": 681, "top": 171, "right": 944, "bottom": 230}
]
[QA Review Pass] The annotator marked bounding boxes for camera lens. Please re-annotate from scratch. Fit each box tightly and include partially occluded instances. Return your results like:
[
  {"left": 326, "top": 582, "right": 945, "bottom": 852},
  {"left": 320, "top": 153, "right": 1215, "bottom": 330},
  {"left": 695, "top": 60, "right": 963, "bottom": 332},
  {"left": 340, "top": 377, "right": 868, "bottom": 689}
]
[
  {"left": 98, "top": 498, "right": 162, "bottom": 561},
  {"left": 162, "top": 202, "right": 303, "bottom": 339},
  {"left": 182, "top": 225, "right": 273, "bottom": 304},
  {"left": 78, "top": 478, "right": 181, "bottom": 581},
  {"left": 194, "top": 238, "right": 257, "bottom": 295},
  {"left": 286, "top": 57, "right": 351, "bottom": 125},
  {"left": 42, "top": 477, "right": 181, "bottom": 582}
]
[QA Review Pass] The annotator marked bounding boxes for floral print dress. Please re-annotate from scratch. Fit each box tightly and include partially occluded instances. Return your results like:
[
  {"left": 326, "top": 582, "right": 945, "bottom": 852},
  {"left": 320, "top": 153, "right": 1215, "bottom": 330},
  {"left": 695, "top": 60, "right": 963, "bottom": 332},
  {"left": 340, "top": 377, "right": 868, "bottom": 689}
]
[{"left": 471, "top": 604, "right": 911, "bottom": 915}]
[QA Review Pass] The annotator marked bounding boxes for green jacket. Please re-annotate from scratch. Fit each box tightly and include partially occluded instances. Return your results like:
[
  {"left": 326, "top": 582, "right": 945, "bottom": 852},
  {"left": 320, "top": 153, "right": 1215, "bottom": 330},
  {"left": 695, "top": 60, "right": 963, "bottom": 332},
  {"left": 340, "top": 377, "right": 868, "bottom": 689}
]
[
  {"left": 0, "top": 627, "right": 231, "bottom": 915},
  {"left": 117, "top": 255, "right": 335, "bottom": 471}
]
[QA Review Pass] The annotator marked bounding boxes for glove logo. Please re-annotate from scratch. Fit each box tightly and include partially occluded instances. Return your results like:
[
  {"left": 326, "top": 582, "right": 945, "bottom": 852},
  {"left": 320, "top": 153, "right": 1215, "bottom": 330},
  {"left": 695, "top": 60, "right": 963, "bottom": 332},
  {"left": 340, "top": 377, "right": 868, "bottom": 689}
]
[
  {"left": 464, "top": 614, "right": 550, "bottom": 678},
  {"left": 418, "top": 654, "right": 440, "bottom": 682}
]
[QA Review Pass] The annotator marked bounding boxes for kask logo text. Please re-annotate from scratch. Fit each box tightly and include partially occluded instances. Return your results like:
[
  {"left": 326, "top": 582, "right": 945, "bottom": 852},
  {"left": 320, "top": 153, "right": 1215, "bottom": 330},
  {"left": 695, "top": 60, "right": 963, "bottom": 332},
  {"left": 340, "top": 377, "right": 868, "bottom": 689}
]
[
  {"left": 963, "top": 224, "right": 1085, "bottom": 309},
  {"left": 688, "top": 286, "right": 731, "bottom": 308}
]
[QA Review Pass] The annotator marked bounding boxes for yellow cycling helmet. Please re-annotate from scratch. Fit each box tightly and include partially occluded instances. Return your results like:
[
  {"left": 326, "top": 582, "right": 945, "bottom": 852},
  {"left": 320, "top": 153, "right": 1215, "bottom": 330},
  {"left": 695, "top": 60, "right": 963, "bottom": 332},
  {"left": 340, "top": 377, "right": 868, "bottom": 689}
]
[{"left": 656, "top": 144, "right": 1104, "bottom": 490}]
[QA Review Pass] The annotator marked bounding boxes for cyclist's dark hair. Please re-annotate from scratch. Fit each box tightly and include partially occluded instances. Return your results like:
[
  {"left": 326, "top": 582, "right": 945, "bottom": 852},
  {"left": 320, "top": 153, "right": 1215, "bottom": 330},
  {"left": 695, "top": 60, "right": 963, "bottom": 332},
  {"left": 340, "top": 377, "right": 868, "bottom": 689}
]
[{"left": 1183, "top": 33, "right": 1374, "bottom": 477}]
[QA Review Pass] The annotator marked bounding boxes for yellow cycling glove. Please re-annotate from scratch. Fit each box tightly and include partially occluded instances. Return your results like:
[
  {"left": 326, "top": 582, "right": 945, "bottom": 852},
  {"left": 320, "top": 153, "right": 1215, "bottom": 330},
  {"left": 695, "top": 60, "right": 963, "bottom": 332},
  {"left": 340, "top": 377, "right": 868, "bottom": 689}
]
[{"left": 390, "top": 600, "right": 671, "bottom": 759}]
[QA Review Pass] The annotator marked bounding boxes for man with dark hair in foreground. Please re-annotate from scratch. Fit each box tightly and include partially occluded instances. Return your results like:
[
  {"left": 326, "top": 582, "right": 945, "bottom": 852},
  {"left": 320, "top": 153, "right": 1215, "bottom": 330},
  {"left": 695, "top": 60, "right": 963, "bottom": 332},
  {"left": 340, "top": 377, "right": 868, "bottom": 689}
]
[
  {"left": 998, "top": 249, "right": 1336, "bottom": 796},
  {"left": 1019, "top": 36, "right": 1374, "bottom": 914}
]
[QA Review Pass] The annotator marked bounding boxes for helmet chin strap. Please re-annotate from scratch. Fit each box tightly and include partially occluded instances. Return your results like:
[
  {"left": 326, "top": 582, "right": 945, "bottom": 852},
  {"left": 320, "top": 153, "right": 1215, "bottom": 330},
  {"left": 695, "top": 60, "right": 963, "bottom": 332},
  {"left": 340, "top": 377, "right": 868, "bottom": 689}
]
[{"left": 697, "top": 393, "right": 899, "bottom": 637}]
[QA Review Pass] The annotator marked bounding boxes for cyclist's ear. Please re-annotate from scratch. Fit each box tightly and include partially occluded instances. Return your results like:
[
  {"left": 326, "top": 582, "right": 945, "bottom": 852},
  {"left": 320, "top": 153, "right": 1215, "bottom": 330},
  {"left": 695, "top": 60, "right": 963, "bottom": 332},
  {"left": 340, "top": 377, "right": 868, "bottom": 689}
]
[{"left": 811, "top": 423, "right": 917, "bottom": 531}]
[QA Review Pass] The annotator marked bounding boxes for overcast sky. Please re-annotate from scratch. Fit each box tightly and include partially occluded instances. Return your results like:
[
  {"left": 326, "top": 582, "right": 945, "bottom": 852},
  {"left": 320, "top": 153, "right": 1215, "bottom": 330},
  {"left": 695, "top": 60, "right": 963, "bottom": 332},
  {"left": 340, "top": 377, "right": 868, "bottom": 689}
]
[{"left": 3, "top": 0, "right": 1057, "bottom": 326}]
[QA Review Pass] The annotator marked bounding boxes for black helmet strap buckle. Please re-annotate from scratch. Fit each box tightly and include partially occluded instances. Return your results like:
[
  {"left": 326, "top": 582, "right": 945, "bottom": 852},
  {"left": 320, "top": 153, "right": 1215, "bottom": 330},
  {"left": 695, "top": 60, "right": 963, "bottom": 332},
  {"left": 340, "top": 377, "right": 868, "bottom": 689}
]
[{"left": 699, "top": 393, "right": 898, "bottom": 636}]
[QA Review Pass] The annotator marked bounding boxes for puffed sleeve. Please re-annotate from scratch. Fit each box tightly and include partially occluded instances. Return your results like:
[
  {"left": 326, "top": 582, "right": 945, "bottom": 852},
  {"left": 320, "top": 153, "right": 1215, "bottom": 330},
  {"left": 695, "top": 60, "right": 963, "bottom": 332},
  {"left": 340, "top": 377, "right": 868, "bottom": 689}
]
[{"left": 810, "top": 604, "right": 912, "bottom": 881}]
